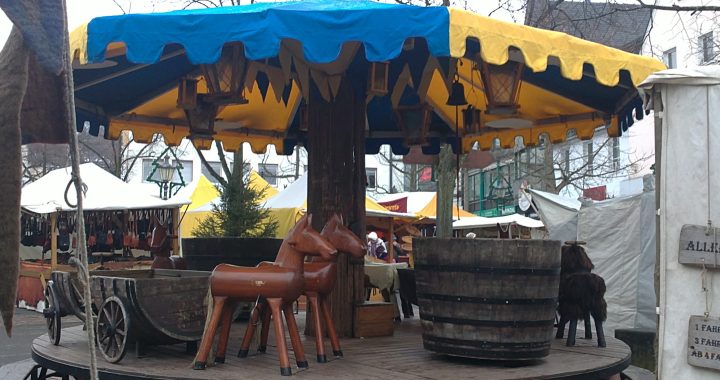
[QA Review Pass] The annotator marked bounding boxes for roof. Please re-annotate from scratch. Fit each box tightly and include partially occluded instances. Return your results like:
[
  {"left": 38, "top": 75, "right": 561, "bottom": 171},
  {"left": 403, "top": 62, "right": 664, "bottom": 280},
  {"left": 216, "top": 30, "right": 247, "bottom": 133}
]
[
  {"left": 639, "top": 66, "right": 720, "bottom": 88},
  {"left": 524, "top": 0, "right": 652, "bottom": 54},
  {"left": 70, "top": 0, "right": 665, "bottom": 155},
  {"left": 21, "top": 163, "right": 189, "bottom": 214}
]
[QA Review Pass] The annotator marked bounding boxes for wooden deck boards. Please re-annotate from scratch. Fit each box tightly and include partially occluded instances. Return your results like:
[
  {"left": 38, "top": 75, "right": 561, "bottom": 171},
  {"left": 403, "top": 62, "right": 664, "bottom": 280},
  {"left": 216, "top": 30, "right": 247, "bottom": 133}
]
[{"left": 32, "top": 314, "right": 630, "bottom": 379}]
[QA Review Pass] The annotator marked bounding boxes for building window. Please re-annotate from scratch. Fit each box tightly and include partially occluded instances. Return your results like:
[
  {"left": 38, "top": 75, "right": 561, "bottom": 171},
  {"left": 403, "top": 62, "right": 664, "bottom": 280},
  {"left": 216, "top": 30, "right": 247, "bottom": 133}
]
[
  {"left": 663, "top": 48, "right": 677, "bottom": 69},
  {"left": 366, "top": 168, "right": 377, "bottom": 189},
  {"left": 584, "top": 142, "right": 594, "bottom": 175},
  {"left": 700, "top": 32, "right": 714, "bottom": 63},
  {"left": 201, "top": 161, "right": 230, "bottom": 184},
  {"left": 259, "top": 163, "right": 278, "bottom": 186},
  {"left": 142, "top": 158, "right": 193, "bottom": 183}
]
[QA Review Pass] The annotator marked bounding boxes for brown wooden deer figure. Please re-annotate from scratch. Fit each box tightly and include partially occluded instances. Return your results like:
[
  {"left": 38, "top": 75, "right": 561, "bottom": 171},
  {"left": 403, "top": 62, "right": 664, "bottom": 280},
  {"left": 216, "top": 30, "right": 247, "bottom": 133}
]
[
  {"left": 194, "top": 214, "right": 336, "bottom": 376},
  {"left": 240, "top": 214, "right": 365, "bottom": 363}
]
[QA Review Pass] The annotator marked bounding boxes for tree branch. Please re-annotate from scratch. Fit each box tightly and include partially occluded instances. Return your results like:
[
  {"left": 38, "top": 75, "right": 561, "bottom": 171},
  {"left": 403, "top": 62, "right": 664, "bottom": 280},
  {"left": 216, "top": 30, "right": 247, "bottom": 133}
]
[
  {"left": 636, "top": 0, "right": 720, "bottom": 12},
  {"left": 195, "top": 144, "right": 229, "bottom": 187}
]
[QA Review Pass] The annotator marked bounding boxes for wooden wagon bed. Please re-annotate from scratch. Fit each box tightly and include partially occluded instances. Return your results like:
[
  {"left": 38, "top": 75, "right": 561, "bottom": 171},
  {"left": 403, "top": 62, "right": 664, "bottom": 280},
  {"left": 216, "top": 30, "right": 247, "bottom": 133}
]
[{"left": 32, "top": 314, "right": 630, "bottom": 379}]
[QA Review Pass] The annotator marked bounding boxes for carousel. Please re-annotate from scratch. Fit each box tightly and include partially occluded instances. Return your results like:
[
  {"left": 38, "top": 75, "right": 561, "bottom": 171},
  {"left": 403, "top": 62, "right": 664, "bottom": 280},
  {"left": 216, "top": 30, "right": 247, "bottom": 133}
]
[{"left": 18, "top": 0, "right": 666, "bottom": 378}]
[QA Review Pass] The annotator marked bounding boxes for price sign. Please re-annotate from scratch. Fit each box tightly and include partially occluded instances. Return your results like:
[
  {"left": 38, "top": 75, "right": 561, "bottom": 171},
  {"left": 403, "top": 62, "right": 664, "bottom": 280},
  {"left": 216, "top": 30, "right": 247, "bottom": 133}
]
[{"left": 688, "top": 315, "right": 720, "bottom": 371}]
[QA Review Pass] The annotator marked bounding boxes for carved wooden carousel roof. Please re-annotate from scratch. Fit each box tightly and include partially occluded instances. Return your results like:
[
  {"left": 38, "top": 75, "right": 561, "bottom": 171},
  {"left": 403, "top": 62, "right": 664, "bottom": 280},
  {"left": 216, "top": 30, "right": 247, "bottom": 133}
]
[{"left": 70, "top": 0, "right": 665, "bottom": 155}]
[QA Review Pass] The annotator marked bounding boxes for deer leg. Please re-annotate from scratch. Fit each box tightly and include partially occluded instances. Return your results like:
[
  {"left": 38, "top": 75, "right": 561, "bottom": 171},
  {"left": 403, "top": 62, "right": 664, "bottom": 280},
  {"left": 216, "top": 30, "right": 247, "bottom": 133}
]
[
  {"left": 584, "top": 311, "right": 592, "bottom": 339},
  {"left": 267, "top": 298, "right": 292, "bottom": 376},
  {"left": 555, "top": 315, "right": 568, "bottom": 339},
  {"left": 566, "top": 319, "right": 577, "bottom": 347},
  {"left": 320, "top": 294, "right": 342, "bottom": 357},
  {"left": 239, "top": 300, "right": 263, "bottom": 358},
  {"left": 259, "top": 299, "right": 272, "bottom": 353},
  {"left": 594, "top": 317, "right": 606, "bottom": 347},
  {"left": 307, "top": 292, "right": 326, "bottom": 363},
  {"left": 283, "top": 302, "right": 308, "bottom": 369},
  {"left": 215, "top": 301, "right": 236, "bottom": 364},
  {"left": 194, "top": 297, "right": 227, "bottom": 370}
]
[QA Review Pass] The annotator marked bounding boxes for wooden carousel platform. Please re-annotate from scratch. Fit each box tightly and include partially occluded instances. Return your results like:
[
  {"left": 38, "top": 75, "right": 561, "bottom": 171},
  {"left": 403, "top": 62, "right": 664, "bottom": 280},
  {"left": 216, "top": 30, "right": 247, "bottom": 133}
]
[{"left": 32, "top": 314, "right": 630, "bottom": 379}]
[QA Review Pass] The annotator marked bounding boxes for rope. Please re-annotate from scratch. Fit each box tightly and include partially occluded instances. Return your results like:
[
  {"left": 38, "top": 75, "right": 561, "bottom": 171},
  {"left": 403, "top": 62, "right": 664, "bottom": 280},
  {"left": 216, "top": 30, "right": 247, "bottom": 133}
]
[
  {"left": 63, "top": 177, "right": 87, "bottom": 208},
  {"left": 60, "top": 0, "right": 98, "bottom": 377}
]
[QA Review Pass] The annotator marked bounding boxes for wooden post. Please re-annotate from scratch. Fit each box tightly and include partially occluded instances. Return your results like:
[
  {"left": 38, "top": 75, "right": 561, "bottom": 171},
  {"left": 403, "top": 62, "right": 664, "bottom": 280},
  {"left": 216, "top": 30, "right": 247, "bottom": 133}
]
[
  {"left": 50, "top": 212, "right": 58, "bottom": 271},
  {"left": 172, "top": 207, "right": 180, "bottom": 256},
  {"left": 306, "top": 77, "right": 366, "bottom": 338},
  {"left": 436, "top": 145, "right": 455, "bottom": 238},
  {"left": 388, "top": 221, "right": 395, "bottom": 262}
]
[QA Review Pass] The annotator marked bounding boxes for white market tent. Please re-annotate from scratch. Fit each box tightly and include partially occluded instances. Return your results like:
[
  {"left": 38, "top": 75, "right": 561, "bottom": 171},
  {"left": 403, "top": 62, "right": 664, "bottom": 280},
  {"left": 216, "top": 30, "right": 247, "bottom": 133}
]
[
  {"left": 452, "top": 214, "right": 544, "bottom": 229},
  {"left": 264, "top": 174, "right": 416, "bottom": 237},
  {"left": 639, "top": 66, "right": 720, "bottom": 380},
  {"left": 22, "top": 163, "right": 189, "bottom": 214},
  {"left": 529, "top": 187, "right": 656, "bottom": 337}
]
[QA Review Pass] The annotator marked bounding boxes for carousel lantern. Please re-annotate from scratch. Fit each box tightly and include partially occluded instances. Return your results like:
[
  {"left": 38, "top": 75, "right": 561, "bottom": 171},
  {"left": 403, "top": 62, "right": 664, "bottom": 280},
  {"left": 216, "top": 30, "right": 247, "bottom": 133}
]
[
  {"left": 463, "top": 105, "right": 482, "bottom": 134},
  {"left": 446, "top": 78, "right": 468, "bottom": 106},
  {"left": 394, "top": 104, "right": 432, "bottom": 146},
  {"left": 368, "top": 61, "right": 390, "bottom": 96},
  {"left": 200, "top": 44, "right": 248, "bottom": 105},
  {"left": 479, "top": 59, "right": 524, "bottom": 115},
  {"left": 177, "top": 77, "right": 198, "bottom": 110}
]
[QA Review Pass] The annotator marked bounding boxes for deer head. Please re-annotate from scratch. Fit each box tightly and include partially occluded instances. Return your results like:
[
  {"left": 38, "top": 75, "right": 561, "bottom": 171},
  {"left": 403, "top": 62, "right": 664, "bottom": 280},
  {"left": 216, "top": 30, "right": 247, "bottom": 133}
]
[
  {"left": 285, "top": 214, "right": 336, "bottom": 261},
  {"left": 321, "top": 214, "right": 365, "bottom": 258}
]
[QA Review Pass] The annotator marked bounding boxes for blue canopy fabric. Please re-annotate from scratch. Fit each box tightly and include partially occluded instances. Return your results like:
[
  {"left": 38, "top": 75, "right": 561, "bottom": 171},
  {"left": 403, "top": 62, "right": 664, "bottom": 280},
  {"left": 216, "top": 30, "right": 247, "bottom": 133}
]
[{"left": 86, "top": 0, "right": 449, "bottom": 65}]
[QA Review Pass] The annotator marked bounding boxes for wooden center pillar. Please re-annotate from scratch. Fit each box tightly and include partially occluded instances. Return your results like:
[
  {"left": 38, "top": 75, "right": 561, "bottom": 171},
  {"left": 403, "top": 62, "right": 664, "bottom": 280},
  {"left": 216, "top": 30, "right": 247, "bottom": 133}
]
[{"left": 306, "top": 77, "right": 366, "bottom": 338}]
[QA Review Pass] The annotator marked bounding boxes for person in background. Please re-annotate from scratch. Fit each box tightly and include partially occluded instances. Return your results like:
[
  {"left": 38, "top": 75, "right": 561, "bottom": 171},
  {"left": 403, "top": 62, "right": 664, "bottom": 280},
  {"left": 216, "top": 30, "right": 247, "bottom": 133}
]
[{"left": 367, "top": 231, "right": 388, "bottom": 260}]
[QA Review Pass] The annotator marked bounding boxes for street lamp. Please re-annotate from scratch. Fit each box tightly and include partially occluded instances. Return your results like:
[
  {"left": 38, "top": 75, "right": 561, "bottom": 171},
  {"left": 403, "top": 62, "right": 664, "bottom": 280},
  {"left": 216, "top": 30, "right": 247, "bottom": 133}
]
[{"left": 156, "top": 156, "right": 178, "bottom": 200}]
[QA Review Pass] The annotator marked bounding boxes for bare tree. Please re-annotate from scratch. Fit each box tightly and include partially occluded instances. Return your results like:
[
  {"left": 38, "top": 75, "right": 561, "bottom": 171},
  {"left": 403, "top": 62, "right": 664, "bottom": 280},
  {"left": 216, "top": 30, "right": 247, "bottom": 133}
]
[{"left": 22, "top": 131, "right": 163, "bottom": 184}]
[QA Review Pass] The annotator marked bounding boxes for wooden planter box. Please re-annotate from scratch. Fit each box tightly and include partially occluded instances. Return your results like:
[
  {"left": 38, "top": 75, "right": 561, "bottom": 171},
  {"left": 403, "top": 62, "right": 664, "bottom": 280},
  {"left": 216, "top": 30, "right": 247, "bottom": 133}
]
[{"left": 354, "top": 301, "right": 395, "bottom": 338}]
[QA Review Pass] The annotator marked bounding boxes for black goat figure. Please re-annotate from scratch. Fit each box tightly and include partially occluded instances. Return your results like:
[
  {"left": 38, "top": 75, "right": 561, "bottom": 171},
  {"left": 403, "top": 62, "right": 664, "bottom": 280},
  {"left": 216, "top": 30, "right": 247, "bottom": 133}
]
[{"left": 555, "top": 242, "right": 607, "bottom": 347}]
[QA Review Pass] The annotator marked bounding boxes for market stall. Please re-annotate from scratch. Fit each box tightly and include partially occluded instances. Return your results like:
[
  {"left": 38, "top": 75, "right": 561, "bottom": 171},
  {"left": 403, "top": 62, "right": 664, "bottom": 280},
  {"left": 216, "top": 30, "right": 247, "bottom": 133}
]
[
  {"left": 18, "top": 163, "right": 189, "bottom": 308},
  {"left": 639, "top": 66, "right": 720, "bottom": 379},
  {"left": 452, "top": 213, "right": 545, "bottom": 239}
]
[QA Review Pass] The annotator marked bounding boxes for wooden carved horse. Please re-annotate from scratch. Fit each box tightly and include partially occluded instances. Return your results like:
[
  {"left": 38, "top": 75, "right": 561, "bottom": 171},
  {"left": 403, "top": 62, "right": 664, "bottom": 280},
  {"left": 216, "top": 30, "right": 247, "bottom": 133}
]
[
  {"left": 149, "top": 216, "right": 186, "bottom": 270},
  {"left": 194, "top": 214, "right": 336, "bottom": 376},
  {"left": 240, "top": 214, "right": 365, "bottom": 363}
]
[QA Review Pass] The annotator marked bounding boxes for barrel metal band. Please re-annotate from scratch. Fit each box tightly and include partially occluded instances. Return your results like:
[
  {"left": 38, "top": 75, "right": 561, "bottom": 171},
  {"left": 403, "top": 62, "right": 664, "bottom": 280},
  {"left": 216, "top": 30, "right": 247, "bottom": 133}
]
[
  {"left": 423, "top": 334, "right": 551, "bottom": 350},
  {"left": 417, "top": 293, "right": 557, "bottom": 305},
  {"left": 420, "top": 313, "right": 555, "bottom": 328},
  {"left": 414, "top": 265, "right": 560, "bottom": 276}
]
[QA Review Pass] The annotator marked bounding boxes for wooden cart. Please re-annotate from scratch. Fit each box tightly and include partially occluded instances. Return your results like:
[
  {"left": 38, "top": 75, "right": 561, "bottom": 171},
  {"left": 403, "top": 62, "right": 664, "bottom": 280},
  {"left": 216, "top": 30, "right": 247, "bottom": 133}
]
[{"left": 44, "top": 269, "right": 210, "bottom": 363}]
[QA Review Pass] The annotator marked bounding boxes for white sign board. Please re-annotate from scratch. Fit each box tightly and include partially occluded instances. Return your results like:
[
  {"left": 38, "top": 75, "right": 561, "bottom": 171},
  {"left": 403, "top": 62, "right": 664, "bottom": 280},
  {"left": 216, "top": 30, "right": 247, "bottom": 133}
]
[
  {"left": 688, "top": 315, "right": 720, "bottom": 371},
  {"left": 679, "top": 225, "right": 720, "bottom": 269}
]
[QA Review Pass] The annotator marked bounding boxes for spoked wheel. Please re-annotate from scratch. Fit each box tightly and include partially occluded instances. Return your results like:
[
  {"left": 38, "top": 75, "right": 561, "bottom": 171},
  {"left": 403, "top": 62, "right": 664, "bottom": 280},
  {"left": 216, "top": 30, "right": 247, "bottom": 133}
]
[
  {"left": 43, "top": 283, "right": 61, "bottom": 345},
  {"left": 96, "top": 296, "right": 130, "bottom": 363}
]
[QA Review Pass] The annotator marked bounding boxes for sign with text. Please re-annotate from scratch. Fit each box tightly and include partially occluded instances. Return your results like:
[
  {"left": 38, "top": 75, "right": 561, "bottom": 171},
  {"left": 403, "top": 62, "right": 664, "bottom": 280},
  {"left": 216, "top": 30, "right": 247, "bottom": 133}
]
[
  {"left": 679, "top": 224, "right": 720, "bottom": 269},
  {"left": 378, "top": 197, "right": 407, "bottom": 213},
  {"left": 688, "top": 315, "right": 720, "bottom": 371}
]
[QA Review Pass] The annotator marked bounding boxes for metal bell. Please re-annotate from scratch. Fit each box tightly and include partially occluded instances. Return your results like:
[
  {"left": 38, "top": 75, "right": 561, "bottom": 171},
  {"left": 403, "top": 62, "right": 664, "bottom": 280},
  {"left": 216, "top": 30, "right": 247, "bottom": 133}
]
[{"left": 446, "top": 80, "right": 467, "bottom": 106}]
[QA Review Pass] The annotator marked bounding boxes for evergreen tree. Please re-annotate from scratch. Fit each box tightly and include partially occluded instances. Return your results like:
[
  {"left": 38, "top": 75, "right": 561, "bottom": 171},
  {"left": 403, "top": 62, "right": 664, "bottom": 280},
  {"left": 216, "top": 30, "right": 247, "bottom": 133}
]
[{"left": 192, "top": 163, "right": 278, "bottom": 238}]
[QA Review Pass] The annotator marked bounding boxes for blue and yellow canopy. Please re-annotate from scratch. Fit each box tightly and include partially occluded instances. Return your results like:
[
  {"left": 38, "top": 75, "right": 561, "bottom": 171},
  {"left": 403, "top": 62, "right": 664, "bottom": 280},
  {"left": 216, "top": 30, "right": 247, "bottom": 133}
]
[{"left": 70, "top": 0, "right": 665, "bottom": 154}]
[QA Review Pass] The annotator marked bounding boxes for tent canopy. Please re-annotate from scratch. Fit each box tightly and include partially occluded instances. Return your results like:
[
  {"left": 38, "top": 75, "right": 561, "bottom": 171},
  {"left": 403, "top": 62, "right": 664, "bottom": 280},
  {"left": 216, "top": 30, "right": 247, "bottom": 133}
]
[
  {"left": 70, "top": 0, "right": 665, "bottom": 155},
  {"left": 21, "top": 163, "right": 189, "bottom": 214},
  {"left": 452, "top": 213, "right": 544, "bottom": 229}
]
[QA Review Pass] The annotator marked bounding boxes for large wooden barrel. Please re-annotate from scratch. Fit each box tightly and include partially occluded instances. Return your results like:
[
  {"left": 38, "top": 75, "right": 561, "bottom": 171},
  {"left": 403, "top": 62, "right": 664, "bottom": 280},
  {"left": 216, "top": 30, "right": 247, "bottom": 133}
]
[
  {"left": 182, "top": 238, "right": 282, "bottom": 271},
  {"left": 414, "top": 238, "right": 561, "bottom": 360}
]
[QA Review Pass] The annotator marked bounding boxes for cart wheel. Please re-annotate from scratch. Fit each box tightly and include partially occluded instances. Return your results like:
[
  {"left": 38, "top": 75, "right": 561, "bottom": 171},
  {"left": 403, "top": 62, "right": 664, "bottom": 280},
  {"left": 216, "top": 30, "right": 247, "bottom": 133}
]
[
  {"left": 43, "top": 284, "right": 61, "bottom": 345},
  {"left": 96, "top": 296, "right": 129, "bottom": 363}
]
